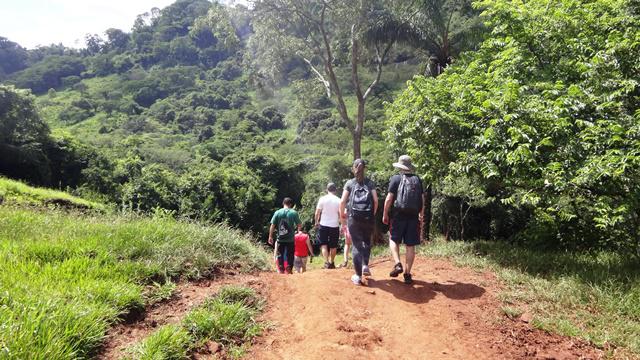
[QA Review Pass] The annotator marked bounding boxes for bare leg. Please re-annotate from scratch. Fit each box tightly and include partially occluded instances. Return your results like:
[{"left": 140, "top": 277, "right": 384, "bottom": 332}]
[
  {"left": 330, "top": 248, "right": 337, "bottom": 263},
  {"left": 389, "top": 239, "right": 401, "bottom": 265},
  {"left": 405, "top": 245, "right": 415, "bottom": 274},
  {"left": 321, "top": 245, "right": 329, "bottom": 263}
]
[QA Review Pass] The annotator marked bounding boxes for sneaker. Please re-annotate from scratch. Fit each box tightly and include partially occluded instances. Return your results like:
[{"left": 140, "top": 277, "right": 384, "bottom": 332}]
[
  {"left": 403, "top": 273, "right": 413, "bottom": 284},
  {"left": 351, "top": 274, "right": 362, "bottom": 285},
  {"left": 389, "top": 263, "right": 403, "bottom": 277},
  {"left": 328, "top": 262, "right": 336, "bottom": 269},
  {"left": 362, "top": 265, "right": 371, "bottom": 276}
]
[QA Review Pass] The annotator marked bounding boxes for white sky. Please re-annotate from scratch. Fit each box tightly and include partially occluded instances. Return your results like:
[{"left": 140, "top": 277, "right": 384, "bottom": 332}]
[{"left": 0, "top": 0, "right": 185, "bottom": 49}]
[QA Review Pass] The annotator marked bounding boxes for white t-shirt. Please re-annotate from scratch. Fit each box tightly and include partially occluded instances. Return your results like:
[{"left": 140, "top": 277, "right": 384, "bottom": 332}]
[{"left": 316, "top": 193, "right": 341, "bottom": 228}]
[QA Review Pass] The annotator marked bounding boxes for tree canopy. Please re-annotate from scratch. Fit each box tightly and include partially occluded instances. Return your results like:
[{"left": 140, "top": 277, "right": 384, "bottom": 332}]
[{"left": 388, "top": 0, "right": 640, "bottom": 251}]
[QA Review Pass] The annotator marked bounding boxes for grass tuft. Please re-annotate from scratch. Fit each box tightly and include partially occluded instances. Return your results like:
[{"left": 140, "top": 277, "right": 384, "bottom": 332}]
[
  {"left": 129, "top": 324, "right": 192, "bottom": 360},
  {"left": 131, "top": 285, "right": 264, "bottom": 359}
]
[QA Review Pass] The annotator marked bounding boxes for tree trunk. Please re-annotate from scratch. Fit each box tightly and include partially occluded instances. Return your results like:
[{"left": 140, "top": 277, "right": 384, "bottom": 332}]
[{"left": 353, "top": 99, "right": 365, "bottom": 160}]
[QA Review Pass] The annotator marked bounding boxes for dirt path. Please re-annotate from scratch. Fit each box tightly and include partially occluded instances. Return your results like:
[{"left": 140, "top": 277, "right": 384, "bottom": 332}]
[{"left": 250, "top": 257, "right": 603, "bottom": 360}]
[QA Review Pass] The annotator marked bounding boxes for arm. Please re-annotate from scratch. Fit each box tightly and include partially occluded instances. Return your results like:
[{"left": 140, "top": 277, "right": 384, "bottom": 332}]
[
  {"left": 314, "top": 208, "right": 322, "bottom": 228},
  {"left": 339, "top": 189, "right": 349, "bottom": 225},
  {"left": 268, "top": 223, "right": 276, "bottom": 245},
  {"left": 306, "top": 236, "right": 314, "bottom": 256},
  {"left": 383, "top": 193, "right": 394, "bottom": 225},
  {"left": 372, "top": 189, "right": 379, "bottom": 216}
]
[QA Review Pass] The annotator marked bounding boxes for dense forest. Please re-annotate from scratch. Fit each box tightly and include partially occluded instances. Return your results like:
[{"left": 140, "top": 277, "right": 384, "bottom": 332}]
[{"left": 1, "top": 0, "right": 639, "bottom": 253}]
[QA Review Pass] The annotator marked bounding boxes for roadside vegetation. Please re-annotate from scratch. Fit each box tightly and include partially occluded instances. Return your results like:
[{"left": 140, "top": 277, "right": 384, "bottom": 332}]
[
  {"left": 0, "top": 205, "right": 269, "bottom": 359},
  {"left": 420, "top": 239, "right": 640, "bottom": 355},
  {"left": 0, "top": 176, "right": 104, "bottom": 210},
  {"left": 129, "top": 285, "right": 264, "bottom": 360}
]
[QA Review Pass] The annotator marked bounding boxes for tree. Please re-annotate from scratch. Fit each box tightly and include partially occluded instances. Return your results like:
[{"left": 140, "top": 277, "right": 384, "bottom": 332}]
[
  {"left": 0, "top": 37, "right": 28, "bottom": 78},
  {"left": 388, "top": 0, "right": 640, "bottom": 251},
  {"left": 84, "top": 33, "right": 105, "bottom": 55},
  {"left": 104, "top": 28, "right": 130, "bottom": 51},
  {"left": 410, "top": 0, "right": 484, "bottom": 74},
  {"left": 251, "top": 0, "right": 415, "bottom": 159}
]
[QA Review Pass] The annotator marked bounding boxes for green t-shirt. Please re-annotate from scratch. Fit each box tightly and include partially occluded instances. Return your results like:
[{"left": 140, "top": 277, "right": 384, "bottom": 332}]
[{"left": 270, "top": 208, "right": 301, "bottom": 243}]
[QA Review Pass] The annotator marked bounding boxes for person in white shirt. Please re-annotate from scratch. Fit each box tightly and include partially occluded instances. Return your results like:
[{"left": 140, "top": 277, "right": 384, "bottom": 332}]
[{"left": 315, "top": 182, "right": 341, "bottom": 269}]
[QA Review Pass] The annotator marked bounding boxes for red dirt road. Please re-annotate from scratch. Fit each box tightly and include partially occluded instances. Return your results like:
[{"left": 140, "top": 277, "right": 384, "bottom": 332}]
[{"left": 250, "top": 257, "right": 602, "bottom": 360}]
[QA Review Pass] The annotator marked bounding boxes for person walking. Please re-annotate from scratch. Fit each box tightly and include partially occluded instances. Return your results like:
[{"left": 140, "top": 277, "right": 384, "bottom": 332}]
[
  {"left": 293, "top": 229, "right": 314, "bottom": 273},
  {"left": 340, "top": 159, "right": 378, "bottom": 285},
  {"left": 382, "top": 155, "right": 425, "bottom": 285},
  {"left": 268, "top": 197, "right": 302, "bottom": 274},
  {"left": 339, "top": 212, "right": 351, "bottom": 268},
  {"left": 315, "top": 182, "right": 341, "bottom": 269}
]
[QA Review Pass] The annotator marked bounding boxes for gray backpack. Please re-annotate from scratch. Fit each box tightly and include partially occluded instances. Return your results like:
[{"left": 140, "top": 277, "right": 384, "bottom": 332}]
[{"left": 394, "top": 174, "right": 423, "bottom": 215}]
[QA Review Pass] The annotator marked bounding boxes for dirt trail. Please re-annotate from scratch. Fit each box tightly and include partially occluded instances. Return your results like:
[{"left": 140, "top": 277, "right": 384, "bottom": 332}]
[
  {"left": 99, "top": 257, "right": 603, "bottom": 359},
  {"left": 250, "top": 257, "right": 602, "bottom": 360}
]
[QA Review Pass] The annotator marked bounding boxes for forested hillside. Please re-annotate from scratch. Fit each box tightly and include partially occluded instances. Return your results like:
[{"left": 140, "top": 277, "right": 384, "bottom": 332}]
[{"left": 0, "top": 0, "right": 452, "bottom": 238}]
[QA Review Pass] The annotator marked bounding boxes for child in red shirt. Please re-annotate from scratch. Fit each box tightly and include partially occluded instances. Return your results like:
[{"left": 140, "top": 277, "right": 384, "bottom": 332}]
[{"left": 293, "top": 230, "right": 314, "bottom": 273}]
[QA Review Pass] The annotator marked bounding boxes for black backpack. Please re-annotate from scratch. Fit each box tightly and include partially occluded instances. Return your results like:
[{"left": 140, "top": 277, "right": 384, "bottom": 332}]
[
  {"left": 349, "top": 180, "right": 374, "bottom": 220},
  {"left": 394, "top": 174, "right": 423, "bottom": 215},
  {"left": 277, "top": 210, "right": 292, "bottom": 239}
]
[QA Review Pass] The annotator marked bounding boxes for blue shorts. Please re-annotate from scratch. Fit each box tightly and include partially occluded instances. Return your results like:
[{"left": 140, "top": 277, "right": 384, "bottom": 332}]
[{"left": 390, "top": 216, "right": 421, "bottom": 246}]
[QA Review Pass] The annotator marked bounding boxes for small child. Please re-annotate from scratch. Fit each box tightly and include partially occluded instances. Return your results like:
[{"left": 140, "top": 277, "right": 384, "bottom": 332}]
[{"left": 293, "top": 230, "right": 314, "bottom": 273}]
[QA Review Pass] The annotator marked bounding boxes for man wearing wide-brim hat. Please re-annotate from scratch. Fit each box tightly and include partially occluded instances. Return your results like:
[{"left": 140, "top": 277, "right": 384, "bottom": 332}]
[{"left": 382, "top": 155, "right": 426, "bottom": 285}]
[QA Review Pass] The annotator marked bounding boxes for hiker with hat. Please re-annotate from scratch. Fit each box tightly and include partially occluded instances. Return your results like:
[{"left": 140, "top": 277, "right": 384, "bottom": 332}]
[
  {"left": 340, "top": 159, "right": 378, "bottom": 286},
  {"left": 382, "top": 155, "right": 425, "bottom": 285},
  {"left": 315, "top": 182, "right": 342, "bottom": 269},
  {"left": 268, "top": 197, "right": 302, "bottom": 274}
]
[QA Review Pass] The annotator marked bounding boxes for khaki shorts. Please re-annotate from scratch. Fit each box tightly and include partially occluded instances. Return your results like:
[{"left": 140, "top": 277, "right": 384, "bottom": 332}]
[{"left": 293, "top": 256, "right": 308, "bottom": 271}]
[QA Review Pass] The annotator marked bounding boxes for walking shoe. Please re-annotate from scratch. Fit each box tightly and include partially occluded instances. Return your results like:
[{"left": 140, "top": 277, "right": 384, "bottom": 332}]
[
  {"left": 328, "top": 262, "right": 336, "bottom": 269},
  {"left": 403, "top": 273, "right": 413, "bottom": 284},
  {"left": 389, "top": 263, "right": 403, "bottom": 277},
  {"left": 351, "top": 274, "right": 362, "bottom": 285},
  {"left": 323, "top": 261, "right": 331, "bottom": 269},
  {"left": 362, "top": 265, "right": 371, "bottom": 276}
]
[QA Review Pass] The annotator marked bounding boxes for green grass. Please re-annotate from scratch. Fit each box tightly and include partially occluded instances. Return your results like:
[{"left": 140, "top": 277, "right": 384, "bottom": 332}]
[
  {"left": 0, "top": 176, "right": 104, "bottom": 210},
  {"left": 420, "top": 239, "right": 640, "bottom": 354},
  {"left": 0, "top": 207, "right": 269, "bottom": 359},
  {"left": 130, "top": 286, "right": 264, "bottom": 360}
]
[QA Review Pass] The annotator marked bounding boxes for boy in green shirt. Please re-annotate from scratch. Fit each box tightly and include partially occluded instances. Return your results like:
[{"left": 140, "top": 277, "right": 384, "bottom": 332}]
[{"left": 268, "top": 197, "right": 302, "bottom": 274}]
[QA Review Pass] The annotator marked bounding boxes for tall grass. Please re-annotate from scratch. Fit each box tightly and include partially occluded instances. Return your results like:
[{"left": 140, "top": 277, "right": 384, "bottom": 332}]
[
  {"left": 420, "top": 239, "right": 640, "bottom": 354},
  {"left": 0, "top": 176, "right": 104, "bottom": 210},
  {"left": 0, "top": 207, "right": 269, "bottom": 359},
  {"left": 131, "top": 286, "right": 264, "bottom": 360}
]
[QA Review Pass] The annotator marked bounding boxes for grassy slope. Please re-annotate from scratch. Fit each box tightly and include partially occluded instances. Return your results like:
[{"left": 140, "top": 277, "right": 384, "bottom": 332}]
[
  {"left": 0, "top": 195, "right": 269, "bottom": 359},
  {"left": 419, "top": 239, "right": 640, "bottom": 356},
  {"left": 0, "top": 176, "right": 104, "bottom": 210}
]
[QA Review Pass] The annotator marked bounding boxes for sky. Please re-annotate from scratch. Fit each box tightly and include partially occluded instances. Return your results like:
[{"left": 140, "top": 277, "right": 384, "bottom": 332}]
[{"left": 0, "top": 0, "right": 180, "bottom": 49}]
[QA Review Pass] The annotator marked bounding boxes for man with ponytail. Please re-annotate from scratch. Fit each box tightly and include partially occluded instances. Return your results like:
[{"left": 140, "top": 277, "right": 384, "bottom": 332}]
[{"left": 340, "top": 159, "right": 378, "bottom": 285}]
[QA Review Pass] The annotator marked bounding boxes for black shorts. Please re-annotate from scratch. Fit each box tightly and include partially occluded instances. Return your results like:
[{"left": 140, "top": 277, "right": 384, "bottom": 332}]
[
  {"left": 390, "top": 216, "right": 420, "bottom": 246},
  {"left": 318, "top": 225, "right": 339, "bottom": 248}
]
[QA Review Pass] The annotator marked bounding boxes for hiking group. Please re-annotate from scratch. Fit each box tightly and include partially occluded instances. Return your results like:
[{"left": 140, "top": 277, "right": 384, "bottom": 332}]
[{"left": 268, "top": 155, "right": 425, "bottom": 285}]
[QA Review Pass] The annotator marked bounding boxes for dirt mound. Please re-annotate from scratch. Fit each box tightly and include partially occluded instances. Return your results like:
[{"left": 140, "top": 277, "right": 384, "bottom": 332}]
[{"left": 250, "top": 257, "right": 603, "bottom": 360}]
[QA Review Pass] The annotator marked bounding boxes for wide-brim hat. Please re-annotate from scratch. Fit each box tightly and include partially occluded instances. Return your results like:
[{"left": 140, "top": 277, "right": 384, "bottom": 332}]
[{"left": 393, "top": 155, "right": 415, "bottom": 172}]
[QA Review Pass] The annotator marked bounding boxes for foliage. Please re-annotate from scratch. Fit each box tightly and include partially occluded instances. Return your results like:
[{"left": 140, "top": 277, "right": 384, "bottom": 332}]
[
  {"left": 0, "top": 37, "right": 28, "bottom": 79},
  {"left": 387, "top": 0, "right": 640, "bottom": 251},
  {"left": 10, "top": 55, "right": 85, "bottom": 94}
]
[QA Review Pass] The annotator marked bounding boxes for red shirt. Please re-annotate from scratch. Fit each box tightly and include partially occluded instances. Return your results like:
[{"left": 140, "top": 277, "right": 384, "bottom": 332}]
[{"left": 294, "top": 233, "right": 310, "bottom": 257}]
